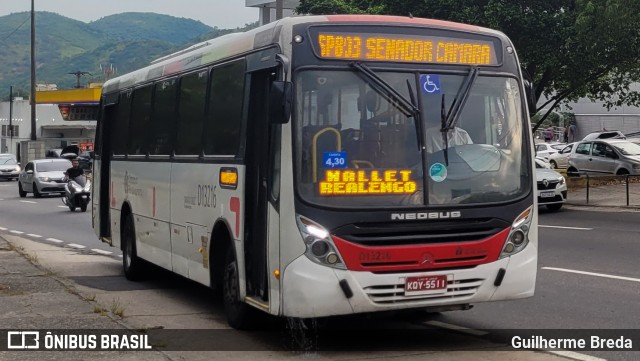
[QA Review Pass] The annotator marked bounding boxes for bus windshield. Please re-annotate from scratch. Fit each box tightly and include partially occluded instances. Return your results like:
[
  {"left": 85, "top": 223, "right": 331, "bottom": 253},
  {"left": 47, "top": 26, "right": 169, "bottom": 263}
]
[{"left": 294, "top": 70, "right": 530, "bottom": 208}]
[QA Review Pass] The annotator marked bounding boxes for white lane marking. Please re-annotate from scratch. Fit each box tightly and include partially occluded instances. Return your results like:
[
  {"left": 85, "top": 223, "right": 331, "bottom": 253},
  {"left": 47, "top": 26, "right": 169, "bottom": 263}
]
[
  {"left": 539, "top": 225, "right": 593, "bottom": 230},
  {"left": 0, "top": 198, "right": 4, "bottom": 200},
  {"left": 9, "top": 230, "right": 24, "bottom": 234},
  {"left": 66, "top": 243, "right": 86, "bottom": 249},
  {"left": 26, "top": 234, "right": 42, "bottom": 238},
  {"left": 543, "top": 267, "right": 640, "bottom": 283},
  {"left": 424, "top": 320, "right": 488, "bottom": 336},
  {"left": 45, "top": 238, "right": 64, "bottom": 244},
  {"left": 117, "top": 255, "right": 123, "bottom": 258},
  {"left": 57, "top": 206, "right": 68, "bottom": 208},
  {"left": 546, "top": 350, "right": 607, "bottom": 361},
  {"left": 20, "top": 200, "right": 37, "bottom": 204},
  {"left": 0, "top": 227, "right": 7, "bottom": 231},
  {"left": 91, "top": 249, "right": 112, "bottom": 255}
]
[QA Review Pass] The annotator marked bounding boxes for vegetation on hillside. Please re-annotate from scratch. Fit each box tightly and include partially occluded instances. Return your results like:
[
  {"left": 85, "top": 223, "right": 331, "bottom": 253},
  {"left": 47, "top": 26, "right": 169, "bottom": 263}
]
[{"left": 0, "top": 12, "right": 254, "bottom": 99}]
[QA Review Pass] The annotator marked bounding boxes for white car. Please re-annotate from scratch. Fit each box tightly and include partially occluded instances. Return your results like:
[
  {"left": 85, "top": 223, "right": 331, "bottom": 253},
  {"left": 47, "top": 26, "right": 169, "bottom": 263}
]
[
  {"left": 0, "top": 154, "right": 21, "bottom": 181},
  {"left": 535, "top": 142, "right": 565, "bottom": 161},
  {"left": 535, "top": 158, "right": 567, "bottom": 211},
  {"left": 548, "top": 142, "right": 577, "bottom": 169}
]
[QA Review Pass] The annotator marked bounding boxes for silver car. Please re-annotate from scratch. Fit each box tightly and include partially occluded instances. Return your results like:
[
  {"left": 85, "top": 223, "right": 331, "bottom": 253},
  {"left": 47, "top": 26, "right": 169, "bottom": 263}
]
[
  {"left": 547, "top": 142, "right": 577, "bottom": 169},
  {"left": 0, "top": 154, "right": 20, "bottom": 181},
  {"left": 567, "top": 139, "right": 640, "bottom": 176},
  {"left": 18, "top": 159, "right": 71, "bottom": 198}
]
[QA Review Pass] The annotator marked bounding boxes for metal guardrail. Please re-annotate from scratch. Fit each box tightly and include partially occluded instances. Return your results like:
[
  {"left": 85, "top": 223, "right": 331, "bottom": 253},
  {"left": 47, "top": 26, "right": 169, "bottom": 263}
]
[{"left": 567, "top": 171, "right": 640, "bottom": 206}]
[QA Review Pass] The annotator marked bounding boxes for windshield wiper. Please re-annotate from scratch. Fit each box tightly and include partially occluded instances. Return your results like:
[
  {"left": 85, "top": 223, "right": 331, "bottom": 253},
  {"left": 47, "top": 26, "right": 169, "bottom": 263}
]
[
  {"left": 350, "top": 62, "right": 423, "bottom": 150},
  {"left": 440, "top": 66, "right": 479, "bottom": 165}
]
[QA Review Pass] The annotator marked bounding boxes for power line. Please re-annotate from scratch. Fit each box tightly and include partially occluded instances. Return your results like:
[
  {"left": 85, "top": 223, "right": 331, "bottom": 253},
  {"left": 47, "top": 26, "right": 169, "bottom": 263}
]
[{"left": 0, "top": 15, "right": 31, "bottom": 45}]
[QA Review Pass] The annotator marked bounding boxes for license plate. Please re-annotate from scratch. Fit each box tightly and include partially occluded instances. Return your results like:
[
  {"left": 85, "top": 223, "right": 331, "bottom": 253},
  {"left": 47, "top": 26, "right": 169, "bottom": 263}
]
[
  {"left": 404, "top": 275, "right": 448, "bottom": 296},
  {"left": 81, "top": 195, "right": 88, "bottom": 199},
  {"left": 540, "top": 191, "right": 556, "bottom": 198}
]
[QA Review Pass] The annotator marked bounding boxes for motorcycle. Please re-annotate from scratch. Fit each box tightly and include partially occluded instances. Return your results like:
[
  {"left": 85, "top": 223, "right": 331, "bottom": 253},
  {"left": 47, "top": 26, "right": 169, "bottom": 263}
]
[{"left": 62, "top": 175, "right": 91, "bottom": 212}]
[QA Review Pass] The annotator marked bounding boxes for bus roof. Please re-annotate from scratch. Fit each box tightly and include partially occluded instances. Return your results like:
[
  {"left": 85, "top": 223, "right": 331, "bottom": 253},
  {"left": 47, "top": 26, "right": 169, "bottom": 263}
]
[{"left": 102, "top": 15, "right": 506, "bottom": 94}]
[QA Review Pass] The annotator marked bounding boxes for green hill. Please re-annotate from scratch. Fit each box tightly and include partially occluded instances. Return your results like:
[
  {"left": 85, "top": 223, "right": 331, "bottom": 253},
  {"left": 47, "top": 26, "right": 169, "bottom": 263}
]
[
  {"left": 0, "top": 11, "right": 255, "bottom": 97},
  {"left": 90, "top": 12, "right": 213, "bottom": 45}
]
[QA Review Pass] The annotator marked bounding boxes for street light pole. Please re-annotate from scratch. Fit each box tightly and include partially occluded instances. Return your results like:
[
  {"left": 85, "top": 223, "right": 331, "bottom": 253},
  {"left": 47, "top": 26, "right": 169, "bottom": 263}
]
[{"left": 30, "top": 0, "right": 37, "bottom": 141}]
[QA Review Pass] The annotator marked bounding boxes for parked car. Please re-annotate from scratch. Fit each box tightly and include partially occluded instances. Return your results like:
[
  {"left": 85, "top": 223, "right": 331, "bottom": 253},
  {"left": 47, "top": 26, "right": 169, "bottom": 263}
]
[
  {"left": 0, "top": 154, "right": 20, "bottom": 181},
  {"left": 626, "top": 137, "right": 640, "bottom": 146},
  {"left": 45, "top": 148, "right": 62, "bottom": 158},
  {"left": 535, "top": 158, "right": 567, "bottom": 211},
  {"left": 534, "top": 142, "right": 565, "bottom": 161},
  {"left": 582, "top": 130, "right": 626, "bottom": 141},
  {"left": 18, "top": 159, "right": 71, "bottom": 198},
  {"left": 547, "top": 142, "right": 577, "bottom": 169},
  {"left": 567, "top": 139, "right": 640, "bottom": 176}
]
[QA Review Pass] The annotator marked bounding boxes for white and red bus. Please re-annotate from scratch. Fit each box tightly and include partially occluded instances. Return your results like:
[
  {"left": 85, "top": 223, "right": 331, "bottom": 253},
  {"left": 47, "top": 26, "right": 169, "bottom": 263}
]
[{"left": 93, "top": 15, "right": 538, "bottom": 329}]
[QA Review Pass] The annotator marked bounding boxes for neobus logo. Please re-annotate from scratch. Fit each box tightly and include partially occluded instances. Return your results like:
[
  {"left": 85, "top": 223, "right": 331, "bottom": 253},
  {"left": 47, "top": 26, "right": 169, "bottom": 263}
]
[{"left": 391, "top": 211, "right": 461, "bottom": 220}]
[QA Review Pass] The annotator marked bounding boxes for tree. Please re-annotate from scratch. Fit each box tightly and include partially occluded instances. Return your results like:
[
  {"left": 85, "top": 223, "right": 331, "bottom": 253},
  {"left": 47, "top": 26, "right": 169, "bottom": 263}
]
[{"left": 297, "top": 0, "right": 640, "bottom": 130}]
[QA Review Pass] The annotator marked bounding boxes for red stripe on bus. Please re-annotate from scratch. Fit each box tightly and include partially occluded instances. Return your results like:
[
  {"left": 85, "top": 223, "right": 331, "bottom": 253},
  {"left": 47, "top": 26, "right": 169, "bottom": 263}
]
[
  {"left": 325, "top": 15, "right": 481, "bottom": 31},
  {"left": 152, "top": 187, "right": 156, "bottom": 217},
  {"left": 110, "top": 181, "right": 115, "bottom": 207},
  {"left": 332, "top": 227, "right": 509, "bottom": 272},
  {"left": 230, "top": 197, "right": 240, "bottom": 238}
]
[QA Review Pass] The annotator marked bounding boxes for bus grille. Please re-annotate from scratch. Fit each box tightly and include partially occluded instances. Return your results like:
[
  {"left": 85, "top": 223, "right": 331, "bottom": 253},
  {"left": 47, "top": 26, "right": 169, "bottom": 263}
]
[
  {"left": 364, "top": 278, "right": 483, "bottom": 304},
  {"left": 334, "top": 218, "right": 509, "bottom": 246}
]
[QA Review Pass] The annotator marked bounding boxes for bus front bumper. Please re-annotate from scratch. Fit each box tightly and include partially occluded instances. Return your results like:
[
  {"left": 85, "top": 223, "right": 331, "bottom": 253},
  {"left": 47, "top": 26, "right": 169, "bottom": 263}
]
[{"left": 281, "top": 241, "right": 537, "bottom": 318}]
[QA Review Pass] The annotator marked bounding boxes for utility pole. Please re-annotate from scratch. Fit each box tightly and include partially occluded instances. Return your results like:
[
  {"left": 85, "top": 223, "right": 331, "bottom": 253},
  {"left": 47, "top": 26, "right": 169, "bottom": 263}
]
[
  {"left": 9, "top": 86, "right": 13, "bottom": 153},
  {"left": 276, "top": 0, "right": 283, "bottom": 20},
  {"left": 30, "top": 0, "right": 36, "bottom": 141},
  {"left": 68, "top": 71, "right": 91, "bottom": 88}
]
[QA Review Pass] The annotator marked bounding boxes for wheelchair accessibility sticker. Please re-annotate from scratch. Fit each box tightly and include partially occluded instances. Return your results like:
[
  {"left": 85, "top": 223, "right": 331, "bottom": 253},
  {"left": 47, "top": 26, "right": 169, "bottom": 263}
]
[
  {"left": 429, "top": 163, "right": 447, "bottom": 182},
  {"left": 420, "top": 74, "right": 441, "bottom": 94}
]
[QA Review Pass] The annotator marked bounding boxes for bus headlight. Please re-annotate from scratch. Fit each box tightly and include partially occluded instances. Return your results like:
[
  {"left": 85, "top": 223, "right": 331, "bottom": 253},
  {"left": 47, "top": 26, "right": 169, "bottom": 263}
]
[
  {"left": 500, "top": 207, "right": 533, "bottom": 259},
  {"left": 296, "top": 215, "right": 346, "bottom": 269}
]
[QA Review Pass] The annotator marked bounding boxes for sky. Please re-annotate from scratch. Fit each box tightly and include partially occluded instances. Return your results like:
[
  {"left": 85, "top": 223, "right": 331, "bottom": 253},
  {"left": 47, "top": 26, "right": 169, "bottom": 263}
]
[{"left": 0, "top": 0, "right": 258, "bottom": 29}]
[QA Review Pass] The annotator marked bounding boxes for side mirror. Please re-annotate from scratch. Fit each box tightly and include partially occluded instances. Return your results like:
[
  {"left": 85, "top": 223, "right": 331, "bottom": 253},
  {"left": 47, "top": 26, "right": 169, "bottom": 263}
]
[
  {"left": 521, "top": 67, "right": 537, "bottom": 112},
  {"left": 269, "top": 81, "right": 292, "bottom": 124}
]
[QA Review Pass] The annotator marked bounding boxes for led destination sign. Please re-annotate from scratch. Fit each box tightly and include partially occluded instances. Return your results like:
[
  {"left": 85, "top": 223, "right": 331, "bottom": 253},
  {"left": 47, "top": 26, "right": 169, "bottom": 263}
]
[
  {"left": 317, "top": 33, "right": 498, "bottom": 65},
  {"left": 319, "top": 169, "right": 417, "bottom": 195}
]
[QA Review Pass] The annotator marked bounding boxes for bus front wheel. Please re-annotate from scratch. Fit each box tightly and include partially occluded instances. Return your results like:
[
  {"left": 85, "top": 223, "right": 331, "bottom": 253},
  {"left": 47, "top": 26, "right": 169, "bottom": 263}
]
[{"left": 223, "top": 247, "right": 254, "bottom": 329}]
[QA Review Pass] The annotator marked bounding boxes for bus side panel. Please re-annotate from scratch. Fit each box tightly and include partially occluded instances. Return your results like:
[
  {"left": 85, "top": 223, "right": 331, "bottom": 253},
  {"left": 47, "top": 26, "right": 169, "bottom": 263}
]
[
  {"left": 169, "top": 162, "right": 247, "bottom": 288},
  {"left": 267, "top": 203, "right": 280, "bottom": 315},
  {"left": 112, "top": 161, "right": 173, "bottom": 271}
]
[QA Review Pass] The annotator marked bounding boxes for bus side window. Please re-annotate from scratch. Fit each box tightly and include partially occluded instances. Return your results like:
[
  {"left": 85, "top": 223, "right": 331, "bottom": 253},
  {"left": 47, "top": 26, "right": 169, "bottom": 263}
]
[
  {"left": 111, "top": 91, "right": 131, "bottom": 156},
  {"left": 150, "top": 78, "right": 178, "bottom": 156},
  {"left": 176, "top": 70, "right": 208, "bottom": 156},
  {"left": 128, "top": 86, "right": 153, "bottom": 156},
  {"left": 204, "top": 60, "right": 246, "bottom": 156}
]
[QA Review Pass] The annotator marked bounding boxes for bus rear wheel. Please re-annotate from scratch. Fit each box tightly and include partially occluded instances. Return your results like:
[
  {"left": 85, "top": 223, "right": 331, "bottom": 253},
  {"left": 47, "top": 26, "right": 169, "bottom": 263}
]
[
  {"left": 122, "top": 215, "right": 145, "bottom": 281},
  {"left": 223, "top": 247, "right": 254, "bottom": 329}
]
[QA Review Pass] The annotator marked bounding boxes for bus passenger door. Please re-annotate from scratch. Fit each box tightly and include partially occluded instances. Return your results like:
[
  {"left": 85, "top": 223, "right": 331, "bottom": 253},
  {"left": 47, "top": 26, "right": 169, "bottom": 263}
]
[
  {"left": 96, "top": 104, "right": 114, "bottom": 241},
  {"left": 243, "top": 69, "right": 276, "bottom": 302}
]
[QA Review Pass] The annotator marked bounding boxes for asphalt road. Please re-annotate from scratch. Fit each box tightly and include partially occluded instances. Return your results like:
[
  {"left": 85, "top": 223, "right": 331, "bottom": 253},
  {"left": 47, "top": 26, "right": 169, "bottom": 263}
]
[
  {"left": 0, "top": 180, "right": 118, "bottom": 256},
  {"left": 1, "top": 181, "right": 639, "bottom": 360}
]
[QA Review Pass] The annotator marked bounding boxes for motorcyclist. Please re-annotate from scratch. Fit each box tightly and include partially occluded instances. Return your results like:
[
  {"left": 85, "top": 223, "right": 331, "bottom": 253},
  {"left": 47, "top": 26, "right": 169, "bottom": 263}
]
[{"left": 65, "top": 158, "right": 85, "bottom": 180}]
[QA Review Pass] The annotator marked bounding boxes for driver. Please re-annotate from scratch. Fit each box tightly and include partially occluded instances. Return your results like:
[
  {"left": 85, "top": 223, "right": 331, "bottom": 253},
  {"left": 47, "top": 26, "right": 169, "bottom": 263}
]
[
  {"left": 65, "top": 158, "right": 85, "bottom": 179},
  {"left": 424, "top": 126, "right": 473, "bottom": 153}
]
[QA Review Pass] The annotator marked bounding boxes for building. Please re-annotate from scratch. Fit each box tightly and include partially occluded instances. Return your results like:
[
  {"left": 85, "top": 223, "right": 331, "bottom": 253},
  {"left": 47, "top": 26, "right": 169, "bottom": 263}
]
[
  {"left": 246, "top": 0, "right": 298, "bottom": 25},
  {"left": 0, "top": 88, "right": 97, "bottom": 162},
  {"left": 562, "top": 99, "right": 640, "bottom": 140}
]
